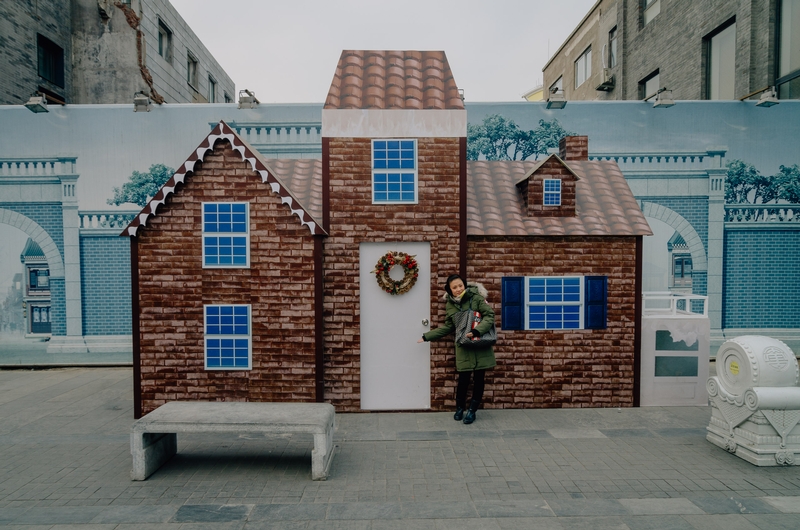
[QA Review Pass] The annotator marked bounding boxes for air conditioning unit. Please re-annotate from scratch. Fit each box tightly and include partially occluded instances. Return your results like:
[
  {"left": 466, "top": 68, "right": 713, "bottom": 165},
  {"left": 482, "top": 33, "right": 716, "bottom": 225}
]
[{"left": 595, "top": 68, "right": 615, "bottom": 91}]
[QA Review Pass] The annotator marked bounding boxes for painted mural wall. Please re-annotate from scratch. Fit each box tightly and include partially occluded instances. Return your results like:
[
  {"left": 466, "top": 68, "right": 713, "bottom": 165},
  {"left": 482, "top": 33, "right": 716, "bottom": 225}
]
[{"left": 0, "top": 100, "right": 798, "bottom": 349}]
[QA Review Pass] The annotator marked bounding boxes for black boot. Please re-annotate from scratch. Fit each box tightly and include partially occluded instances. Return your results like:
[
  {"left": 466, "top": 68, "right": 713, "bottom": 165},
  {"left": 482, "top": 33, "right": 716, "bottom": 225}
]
[
  {"left": 453, "top": 407, "right": 464, "bottom": 421},
  {"left": 463, "top": 400, "right": 479, "bottom": 424}
]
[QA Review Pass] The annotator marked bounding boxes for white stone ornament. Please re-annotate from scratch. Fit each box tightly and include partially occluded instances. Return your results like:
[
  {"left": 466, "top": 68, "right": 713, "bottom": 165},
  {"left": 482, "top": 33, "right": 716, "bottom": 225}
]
[{"left": 707, "top": 336, "right": 800, "bottom": 466}]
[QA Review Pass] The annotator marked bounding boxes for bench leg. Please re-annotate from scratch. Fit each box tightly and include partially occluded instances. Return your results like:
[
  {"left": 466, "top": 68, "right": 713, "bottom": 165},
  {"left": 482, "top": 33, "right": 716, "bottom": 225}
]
[
  {"left": 131, "top": 432, "right": 177, "bottom": 480},
  {"left": 311, "top": 426, "right": 335, "bottom": 480}
]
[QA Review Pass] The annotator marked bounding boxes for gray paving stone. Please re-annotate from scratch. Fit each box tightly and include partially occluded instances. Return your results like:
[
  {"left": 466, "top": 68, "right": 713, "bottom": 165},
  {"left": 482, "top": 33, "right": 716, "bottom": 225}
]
[
  {"left": 743, "top": 513, "right": 800, "bottom": 529},
  {"left": 326, "top": 502, "right": 402, "bottom": 520},
  {"left": 622, "top": 515, "right": 696, "bottom": 529},
  {"left": 546, "top": 498, "right": 628, "bottom": 516},
  {"left": 619, "top": 498, "right": 705, "bottom": 515},
  {"left": 688, "top": 496, "right": 781, "bottom": 514},
  {"left": 397, "top": 431, "right": 449, "bottom": 441},
  {"left": 599, "top": 429, "right": 655, "bottom": 437},
  {"left": 249, "top": 503, "right": 328, "bottom": 521},
  {"left": 762, "top": 496, "right": 800, "bottom": 513},
  {"left": 682, "top": 514, "right": 762, "bottom": 530},
  {"left": 5, "top": 506, "right": 105, "bottom": 525},
  {"left": 399, "top": 501, "right": 477, "bottom": 519},
  {"left": 473, "top": 499, "right": 554, "bottom": 517},
  {"left": 172, "top": 504, "right": 253, "bottom": 523},
  {"left": 88, "top": 504, "right": 179, "bottom": 523}
]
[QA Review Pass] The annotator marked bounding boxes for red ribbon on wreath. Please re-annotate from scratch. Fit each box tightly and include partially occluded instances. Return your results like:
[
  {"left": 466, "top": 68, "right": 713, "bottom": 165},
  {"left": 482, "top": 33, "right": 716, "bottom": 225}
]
[{"left": 372, "top": 251, "right": 419, "bottom": 295}]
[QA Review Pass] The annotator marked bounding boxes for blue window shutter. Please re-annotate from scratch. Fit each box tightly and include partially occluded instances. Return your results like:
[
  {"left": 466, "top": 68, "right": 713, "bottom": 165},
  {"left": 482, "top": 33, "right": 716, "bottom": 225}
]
[
  {"left": 501, "top": 277, "right": 525, "bottom": 330},
  {"left": 584, "top": 276, "right": 607, "bottom": 329}
]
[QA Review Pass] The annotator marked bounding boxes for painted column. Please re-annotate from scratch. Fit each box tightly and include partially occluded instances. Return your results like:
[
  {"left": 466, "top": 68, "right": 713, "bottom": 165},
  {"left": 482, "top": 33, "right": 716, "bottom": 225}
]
[
  {"left": 48, "top": 160, "right": 87, "bottom": 353},
  {"left": 706, "top": 149, "right": 727, "bottom": 338}
]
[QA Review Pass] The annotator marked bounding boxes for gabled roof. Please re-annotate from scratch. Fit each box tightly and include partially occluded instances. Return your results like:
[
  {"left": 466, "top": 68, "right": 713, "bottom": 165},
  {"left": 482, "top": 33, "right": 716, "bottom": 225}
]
[
  {"left": 324, "top": 50, "right": 465, "bottom": 110},
  {"left": 20, "top": 238, "right": 45, "bottom": 260},
  {"left": 513, "top": 154, "right": 581, "bottom": 186},
  {"left": 123, "top": 122, "right": 326, "bottom": 237},
  {"left": 468, "top": 159, "right": 652, "bottom": 237}
]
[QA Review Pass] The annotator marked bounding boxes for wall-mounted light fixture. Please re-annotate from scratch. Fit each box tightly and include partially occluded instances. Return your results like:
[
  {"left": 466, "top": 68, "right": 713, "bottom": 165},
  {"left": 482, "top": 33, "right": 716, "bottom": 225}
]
[
  {"left": 133, "top": 91, "right": 152, "bottom": 112},
  {"left": 652, "top": 87, "right": 675, "bottom": 108},
  {"left": 24, "top": 92, "right": 48, "bottom": 113},
  {"left": 755, "top": 87, "right": 779, "bottom": 108},
  {"left": 238, "top": 89, "right": 259, "bottom": 109},
  {"left": 546, "top": 88, "right": 567, "bottom": 109}
]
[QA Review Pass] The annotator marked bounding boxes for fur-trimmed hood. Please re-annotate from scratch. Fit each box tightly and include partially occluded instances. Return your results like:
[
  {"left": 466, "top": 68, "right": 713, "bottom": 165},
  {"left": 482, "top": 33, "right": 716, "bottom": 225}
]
[{"left": 443, "top": 282, "right": 489, "bottom": 301}]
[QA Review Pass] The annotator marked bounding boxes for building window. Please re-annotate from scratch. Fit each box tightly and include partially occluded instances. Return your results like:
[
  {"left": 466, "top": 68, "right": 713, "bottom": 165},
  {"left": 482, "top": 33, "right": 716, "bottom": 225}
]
[
  {"left": 501, "top": 276, "right": 607, "bottom": 331},
  {"left": 203, "top": 203, "right": 249, "bottom": 267},
  {"left": 37, "top": 34, "right": 64, "bottom": 88},
  {"left": 706, "top": 21, "right": 736, "bottom": 99},
  {"left": 639, "top": 70, "right": 660, "bottom": 100},
  {"left": 643, "top": 0, "right": 661, "bottom": 25},
  {"left": 187, "top": 52, "right": 199, "bottom": 88},
  {"left": 543, "top": 179, "right": 561, "bottom": 205},
  {"left": 672, "top": 256, "right": 693, "bottom": 289},
  {"left": 608, "top": 27, "right": 618, "bottom": 68},
  {"left": 157, "top": 19, "right": 173, "bottom": 63},
  {"left": 204, "top": 305, "right": 251, "bottom": 369},
  {"left": 574, "top": 47, "right": 592, "bottom": 88},
  {"left": 549, "top": 76, "right": 563, "bottom": 94},
  {"left": 28, "top": 268, "right": 50, "bottom": 291},
  {"left": 778, "top": 0, "right": 800, "bottom": 99},
  {"left": 224, "top": 92, "right": 232, "bottom": 103},
  {"left": 208, "top": 76, "right": 216, "bottom": 102},
  {"left": 372, "top": 139, "right": 417, "bottom": 203}
]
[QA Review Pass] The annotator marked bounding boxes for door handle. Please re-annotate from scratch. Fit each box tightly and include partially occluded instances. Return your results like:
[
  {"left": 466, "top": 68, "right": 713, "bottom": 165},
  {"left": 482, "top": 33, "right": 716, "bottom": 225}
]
[{"left": 422, "top": 319, "right": 429, "bottom": 327}]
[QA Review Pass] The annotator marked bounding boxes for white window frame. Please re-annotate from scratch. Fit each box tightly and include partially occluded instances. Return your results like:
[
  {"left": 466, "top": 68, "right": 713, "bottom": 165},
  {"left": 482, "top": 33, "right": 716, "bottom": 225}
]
[
  {"left": 543, "top": 179, "right": 562, "bottom": 206},
  {"left": 525, "top": 276, "right": 584, "bottom": 330},
  {"left": 202, "top": 202, "right": 250, "bottom": 268},
  {"left": 187, "top": 51, "right": 199, "bottom": 89},
  {"left": 643, "top": 0, "right": 661, "bottom": 25},
  {"left": 574, "top": 47, "right": 592, "bottom": 88},
  {"left": 204, "top": 304, "right": 252, "bottom": 370},
  {"left": 371, "top": 139, "right": 418, "bottom": 204},
  {"left": 157, "top": 18, "right": 173, "bottom": 63},
  {"left": 550, "top": 76, "right": 563, "bottom": 93}
]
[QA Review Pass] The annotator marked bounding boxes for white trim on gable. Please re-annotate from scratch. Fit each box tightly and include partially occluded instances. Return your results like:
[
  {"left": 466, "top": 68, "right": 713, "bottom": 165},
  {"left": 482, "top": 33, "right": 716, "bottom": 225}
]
[{"left": 322, "top": 109, "right": 467, "bottom": 138}]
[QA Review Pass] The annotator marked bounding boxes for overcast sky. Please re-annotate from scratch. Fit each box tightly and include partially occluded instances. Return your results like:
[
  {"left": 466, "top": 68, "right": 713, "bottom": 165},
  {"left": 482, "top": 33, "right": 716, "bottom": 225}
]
[{"left": 170, "top": 0, "right": 597, "bottom": 103}]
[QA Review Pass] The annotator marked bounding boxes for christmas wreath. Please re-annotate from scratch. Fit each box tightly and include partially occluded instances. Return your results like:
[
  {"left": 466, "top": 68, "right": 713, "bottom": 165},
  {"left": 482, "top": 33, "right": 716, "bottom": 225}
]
[{"left": 372, "top": 251, "right": 419, "bottom": 295}]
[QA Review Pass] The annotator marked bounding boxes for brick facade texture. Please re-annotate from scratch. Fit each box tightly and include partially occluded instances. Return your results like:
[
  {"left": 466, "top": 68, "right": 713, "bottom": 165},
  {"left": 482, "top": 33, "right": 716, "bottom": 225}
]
[
  {"left": 468, "top": 236, "right": 639, "bottom": 408},
  {"left": 80, "top": 235, "right": 131, "bottom": 335},
  {"left": 324, "top": 137, "right": 462, "bottom": 412},
  {"left": 134, "top": 140, "right": 317, "bottom": 415}
]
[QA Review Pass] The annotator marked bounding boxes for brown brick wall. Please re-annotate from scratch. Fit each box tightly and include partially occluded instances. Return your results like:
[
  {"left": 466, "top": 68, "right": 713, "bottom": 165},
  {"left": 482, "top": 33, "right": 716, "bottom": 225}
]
[
  {"left": 468, "top": 236, "right": 638, "bottom": 408},
  {"left": 521, "top": 158, "right": 577, "bottom": 217},
  {"left": 324, "top": 137, "right": 462, "bottom": 411},
  {"left": 559, "top": 136, "right": 589, "bottom": 161},
  {"left": 135, "top": 140, "right": 317, "bottom": 415}
]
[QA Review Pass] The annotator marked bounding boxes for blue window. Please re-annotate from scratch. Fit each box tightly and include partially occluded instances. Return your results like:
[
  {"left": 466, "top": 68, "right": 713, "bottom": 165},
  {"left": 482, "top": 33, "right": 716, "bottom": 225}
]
[
  {"left": 204, "top": 305, "right": 251, "bottom": 369},
  {"left": 543, "top": 179, "right": 561, "bottom": 206},
  {"left": 527, "top": 277, "right": 582, "bottom": 329},
  {"left": 501, "top": 276, "right": 607, "bottom": 331},
  {"left": 372, "top": 139, "right": 417, "bottom": 203},
  {"left": 203, "top": 203, "right": 249, "bottom": 267}
]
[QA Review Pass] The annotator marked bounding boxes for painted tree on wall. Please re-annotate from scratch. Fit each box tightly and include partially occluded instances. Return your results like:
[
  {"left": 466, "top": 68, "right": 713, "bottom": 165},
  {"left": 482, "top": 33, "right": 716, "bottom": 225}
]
[
  {"left": 467, "top": 116, "right": 575, "bottom": 161},
  {"left": 725, "top": 160, "right": 800, "bottom": 204},
  {"left": 107, "top": 164, "right": 174, "bottom": 207}
]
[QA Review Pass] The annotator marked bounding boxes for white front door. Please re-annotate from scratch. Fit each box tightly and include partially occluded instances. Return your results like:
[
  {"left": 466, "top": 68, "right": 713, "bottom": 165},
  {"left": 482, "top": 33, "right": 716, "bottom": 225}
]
[{"left": 360, "top": 242, "right": 431, "bottom": 410}]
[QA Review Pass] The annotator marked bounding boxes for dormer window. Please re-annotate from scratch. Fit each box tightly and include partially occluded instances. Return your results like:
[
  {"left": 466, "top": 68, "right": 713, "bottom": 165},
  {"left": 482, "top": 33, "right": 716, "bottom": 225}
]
[
  {"left": 372, "top": 139, "right": 417, "bottom": 203},
  {"left": 544, "top": 179, "right": 561, "bottom": 206}
]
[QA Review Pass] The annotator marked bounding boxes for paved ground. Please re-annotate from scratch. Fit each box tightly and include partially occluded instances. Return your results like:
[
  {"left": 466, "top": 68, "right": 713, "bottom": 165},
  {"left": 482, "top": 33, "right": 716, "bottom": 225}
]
[
  {"left": 1, "top": 367, "right": 800, "bottom": 529},
  {"left": 0, "top": 335, "right": 131, "bottom": 367}
]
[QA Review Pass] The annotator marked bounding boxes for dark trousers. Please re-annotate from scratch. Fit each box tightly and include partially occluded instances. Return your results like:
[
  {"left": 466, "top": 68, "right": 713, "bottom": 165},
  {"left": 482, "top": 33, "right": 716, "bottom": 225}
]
[{"left": 456, "top": 369, "right": 486, "bottom": 410}]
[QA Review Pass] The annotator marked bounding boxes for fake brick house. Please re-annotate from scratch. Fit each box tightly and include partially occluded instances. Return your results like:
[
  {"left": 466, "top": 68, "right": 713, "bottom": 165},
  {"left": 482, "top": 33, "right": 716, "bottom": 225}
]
[{"left": 125, "top": 50, "right": 651, "bottom": 417}]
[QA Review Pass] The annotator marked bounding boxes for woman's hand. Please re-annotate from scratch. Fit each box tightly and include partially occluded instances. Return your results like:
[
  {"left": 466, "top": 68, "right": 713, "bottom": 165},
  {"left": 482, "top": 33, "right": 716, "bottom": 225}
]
[
  {"left": 466, "top": 332, "right": 474, "bottom": 339},
  {"left": 417, "top": 338, "right": 425, "bottom": 343}
]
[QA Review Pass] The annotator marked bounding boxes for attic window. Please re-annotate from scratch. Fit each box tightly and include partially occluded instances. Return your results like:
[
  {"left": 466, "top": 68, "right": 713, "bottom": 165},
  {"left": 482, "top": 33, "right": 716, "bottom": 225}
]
[
  {"left": 372, "top": 139, "right": 417, "bottom": 204},
  {"left": 202, "top": 202, "right": 249, "bottom": 268},
  {"left": 543, "top": 179, "right": 561, "bottom": 205}
]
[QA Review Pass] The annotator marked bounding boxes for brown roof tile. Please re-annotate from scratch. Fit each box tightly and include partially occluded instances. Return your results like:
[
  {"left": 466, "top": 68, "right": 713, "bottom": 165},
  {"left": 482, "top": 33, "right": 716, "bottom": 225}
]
[
  {"left": 467, "top": 160, "right": 652, "bottom": 237},
  {"left": 324, "top": 50, "right": 464, "bottom": 110}
]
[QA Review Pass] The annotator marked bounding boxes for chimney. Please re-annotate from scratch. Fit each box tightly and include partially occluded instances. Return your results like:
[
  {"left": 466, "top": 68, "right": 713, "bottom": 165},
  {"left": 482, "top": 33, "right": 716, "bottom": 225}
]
[{"left": 558, "top": 136, "right": 589, "bottom": 161}]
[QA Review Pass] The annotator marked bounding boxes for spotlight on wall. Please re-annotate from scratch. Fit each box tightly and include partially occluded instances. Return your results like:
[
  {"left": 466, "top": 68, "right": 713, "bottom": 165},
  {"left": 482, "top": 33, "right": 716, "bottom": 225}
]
[
  {"left": 133, "top": 91, "right": 152, "bottom": 112},
  {"left": 24, "top": 92, "right": 49, "bottom": 113},
  {"left": 238, "top": 89, "right": 260, "bottom": 109},
  {"left": 755, "top": 86, "right": 779, "bottom": 108},
  {"left": 652, "top": 88, "right": 675, "bottom": 108},
  {"left": 546, "top": 88, "right": 567, "bottom": 109}
]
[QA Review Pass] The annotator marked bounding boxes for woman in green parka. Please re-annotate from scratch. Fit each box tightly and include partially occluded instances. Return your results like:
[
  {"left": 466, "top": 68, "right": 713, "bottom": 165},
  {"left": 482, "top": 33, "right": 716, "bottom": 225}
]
[{"left": 418, "top": 274, "right": 495, "bottom": 424}]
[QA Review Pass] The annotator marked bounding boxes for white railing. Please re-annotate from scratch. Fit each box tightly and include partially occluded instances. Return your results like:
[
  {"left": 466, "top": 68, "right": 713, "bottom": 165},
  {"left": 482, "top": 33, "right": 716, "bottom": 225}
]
[
  {"left": 725, "top": 204, "right": 799, "bottom": 223},
  {"left": 642, "top": 291, "right": 708, "bottom": 317},
  {"left": 79, "top": 211, "right": 139, "bottom": 230},
  {"left": 0, "top": 157, "right": 77, "bottom": 176}
]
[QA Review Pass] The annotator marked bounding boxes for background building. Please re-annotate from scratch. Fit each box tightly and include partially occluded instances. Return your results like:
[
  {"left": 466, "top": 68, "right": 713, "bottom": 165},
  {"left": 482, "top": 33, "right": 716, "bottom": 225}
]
[
  {"left": 542, "top": 0, "right": 797, "bottom": 102},
  {"left": 0, "top": 0, "right": 234, "bottom": 106}
]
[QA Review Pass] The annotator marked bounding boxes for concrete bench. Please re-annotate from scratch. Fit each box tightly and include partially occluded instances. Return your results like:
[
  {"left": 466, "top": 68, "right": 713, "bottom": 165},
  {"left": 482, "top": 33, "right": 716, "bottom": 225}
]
[{"left": 130, "top": 402, "right": 335, "bottom": 481}]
